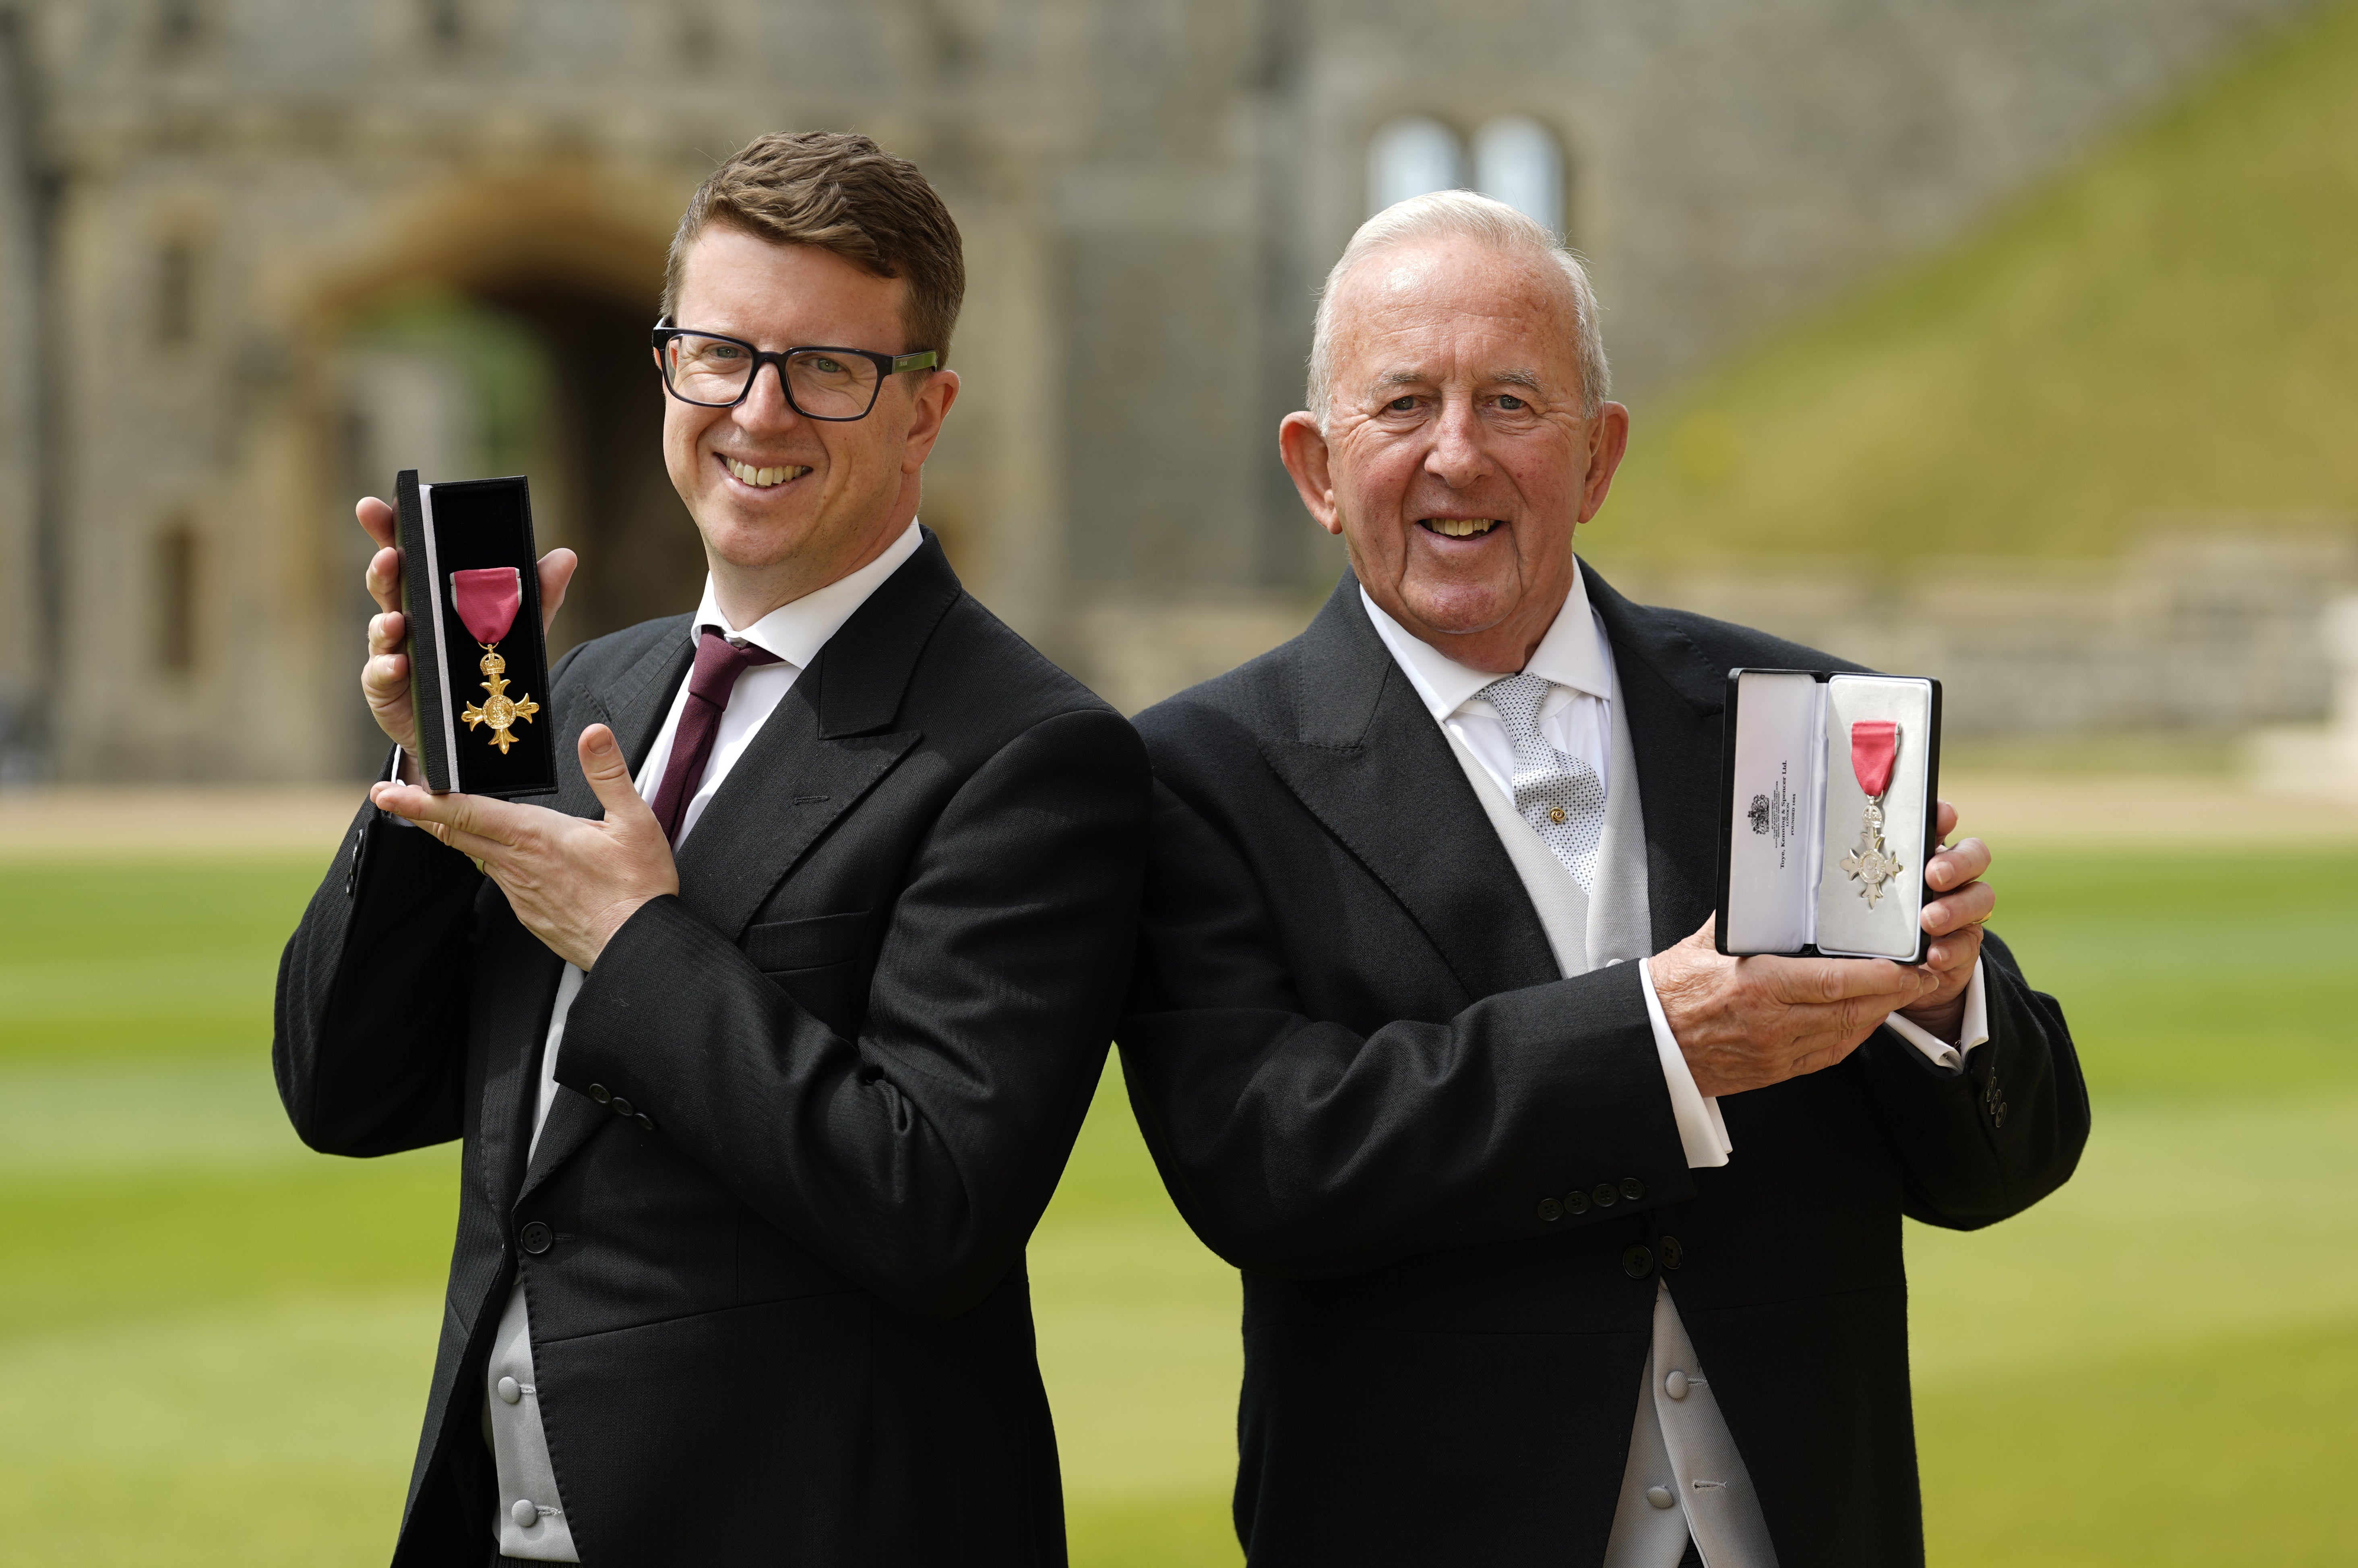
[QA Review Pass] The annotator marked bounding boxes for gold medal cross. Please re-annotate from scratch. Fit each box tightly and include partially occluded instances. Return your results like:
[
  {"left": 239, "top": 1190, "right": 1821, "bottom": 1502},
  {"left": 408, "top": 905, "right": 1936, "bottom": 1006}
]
[
  {"left": 1839, "top": 799, "right": 1904, "bottom": 909},
  {"left": 461, "top": 645, "right": 540, "bottom": 754}
]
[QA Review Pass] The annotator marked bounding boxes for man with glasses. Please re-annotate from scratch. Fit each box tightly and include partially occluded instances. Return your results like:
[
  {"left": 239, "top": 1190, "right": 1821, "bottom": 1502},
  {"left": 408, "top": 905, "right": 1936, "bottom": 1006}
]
[{"left": 276, "top": 131, "right": 1150, "bottom": 1565}]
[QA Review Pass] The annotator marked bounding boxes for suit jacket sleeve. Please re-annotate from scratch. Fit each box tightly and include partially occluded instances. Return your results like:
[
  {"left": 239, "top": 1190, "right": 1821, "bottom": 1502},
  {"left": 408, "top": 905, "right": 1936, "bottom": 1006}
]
[
  {"left": 273, "top": 641, "right": 591, "bottom": 1158},
  {"left": 1852, "top": 929, "right": 2089, "bottom": 1230},
  {"left": 273, "top": 798, "right": 486, "bottom": 1157},
  {"left": 1117, "top": 773, "right": 1694, "bottom": 1282},
  {"left": 553, "top": 707, "right": 1151, "bottom": 1320}
]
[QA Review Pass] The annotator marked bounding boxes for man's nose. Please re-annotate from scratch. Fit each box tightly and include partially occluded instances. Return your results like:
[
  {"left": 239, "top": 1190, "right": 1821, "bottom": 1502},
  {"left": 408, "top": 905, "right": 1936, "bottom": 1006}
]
[
  {"left": 1424, "top": 396, "right": 1492, "bottom": 485},
  {"left": 737, "top": 359, "right": 806, "bottom": 430}
]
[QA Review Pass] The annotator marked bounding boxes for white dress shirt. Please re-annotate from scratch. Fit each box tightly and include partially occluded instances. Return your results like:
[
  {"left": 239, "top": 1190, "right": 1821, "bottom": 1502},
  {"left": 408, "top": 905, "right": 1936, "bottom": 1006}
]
[{"left": 490, "top": 518, "right": 923, "bottom": 1561}]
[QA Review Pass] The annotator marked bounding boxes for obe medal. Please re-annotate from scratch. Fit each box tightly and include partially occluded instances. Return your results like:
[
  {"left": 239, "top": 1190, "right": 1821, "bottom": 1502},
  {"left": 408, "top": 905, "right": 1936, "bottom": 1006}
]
[
  {"left": 1838, "top": 719, "right": 1903, "bottom": 909},
  {"left": 450, "top": 566, "right": 540, "bottom": 754}
]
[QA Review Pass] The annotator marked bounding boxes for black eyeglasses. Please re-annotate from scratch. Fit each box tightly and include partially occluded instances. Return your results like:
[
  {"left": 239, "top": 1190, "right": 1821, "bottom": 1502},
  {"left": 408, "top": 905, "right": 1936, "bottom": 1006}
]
[{"left": 651, "top": 325, "right": 938, "bottom": 421}]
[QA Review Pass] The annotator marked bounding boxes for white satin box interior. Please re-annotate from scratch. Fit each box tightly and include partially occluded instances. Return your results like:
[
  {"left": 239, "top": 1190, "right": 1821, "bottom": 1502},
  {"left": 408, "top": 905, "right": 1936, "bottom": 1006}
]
[{"left": 1714, "top": 669, "right": 1943, "bottom": 962}]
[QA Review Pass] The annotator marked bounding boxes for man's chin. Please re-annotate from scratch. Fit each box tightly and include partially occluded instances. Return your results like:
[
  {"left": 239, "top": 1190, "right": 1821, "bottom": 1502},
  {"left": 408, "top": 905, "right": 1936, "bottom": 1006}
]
[{"left": 1395, "top": 580, "right": 1520, "bottom": 640}]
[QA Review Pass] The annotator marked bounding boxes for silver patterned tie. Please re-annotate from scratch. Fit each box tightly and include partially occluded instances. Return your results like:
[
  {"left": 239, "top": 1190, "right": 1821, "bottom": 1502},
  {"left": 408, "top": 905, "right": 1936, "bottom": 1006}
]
[{"left": 1479, "top": 671, "right": 1606, "bottom": 893}]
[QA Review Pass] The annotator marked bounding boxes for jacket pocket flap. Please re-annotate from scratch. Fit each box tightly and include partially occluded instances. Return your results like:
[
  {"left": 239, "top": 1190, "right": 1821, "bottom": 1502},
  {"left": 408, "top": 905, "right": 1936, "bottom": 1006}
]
[{"left": 743, "top": 909, "right": 868, "bottom": 972}]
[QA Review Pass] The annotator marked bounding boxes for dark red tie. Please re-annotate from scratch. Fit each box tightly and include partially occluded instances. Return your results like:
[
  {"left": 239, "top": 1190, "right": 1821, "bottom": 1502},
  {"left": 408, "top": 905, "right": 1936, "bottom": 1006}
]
[{"left": 647, "top": 629, "right": 783, "bottom": 845}]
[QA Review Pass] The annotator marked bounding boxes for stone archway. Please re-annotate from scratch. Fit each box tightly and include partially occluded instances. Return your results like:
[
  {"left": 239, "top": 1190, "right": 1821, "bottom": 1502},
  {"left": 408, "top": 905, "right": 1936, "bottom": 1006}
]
[{"left": 289, "top": 166, "right": 707, "bottom": 771}]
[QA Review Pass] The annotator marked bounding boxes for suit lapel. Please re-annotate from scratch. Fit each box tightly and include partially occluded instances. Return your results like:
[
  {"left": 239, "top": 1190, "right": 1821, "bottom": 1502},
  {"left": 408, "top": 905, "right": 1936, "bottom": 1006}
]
[
  {"left": 552, "top": 620, "right": 696, "bottom": 823},
  {"left": 668, "top": 532, "right": 959, "bottom": 944},
  {"left": 1259, "top": 575, "right": 1560, "bottom": 1004},
  {"left": 1583, "top": 562, "right": 1730, "bottom": 953},
  {"left": 510, "top": 537, "right": 961, "bottom": 1204}
]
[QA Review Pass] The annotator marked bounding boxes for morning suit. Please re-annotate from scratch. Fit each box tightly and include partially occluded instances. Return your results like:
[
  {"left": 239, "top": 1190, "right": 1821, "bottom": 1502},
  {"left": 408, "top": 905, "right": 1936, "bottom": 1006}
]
[
  {"left": 275, "top": 532, "right": 1151, "bottom": 1565},
  {"left": 1117, "top": 564, "right": 2090, "bottom": 1566}
]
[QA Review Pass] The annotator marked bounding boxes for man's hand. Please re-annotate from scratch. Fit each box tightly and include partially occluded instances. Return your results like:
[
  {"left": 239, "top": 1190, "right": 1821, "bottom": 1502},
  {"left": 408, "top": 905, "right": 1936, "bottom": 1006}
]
[
  {"left": 369, "top": 725, "right": 677, "bottom": 970},
  {"left": 1649, "top": 922, "right": 1938, "bottom": 1100},
  {"left": 1895, "top": 800, "right": 1993, "bottom": 1041},
  {"left": 359, "top": 495, "right": 577, "bottom": 785}
]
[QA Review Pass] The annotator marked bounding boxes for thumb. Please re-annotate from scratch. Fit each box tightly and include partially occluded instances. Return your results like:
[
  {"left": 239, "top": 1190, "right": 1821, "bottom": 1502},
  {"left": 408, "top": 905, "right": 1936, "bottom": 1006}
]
[
  {"left": 579, "top": 725, "right": 656, "bottom": 834},
  {"left": 539, "top": 547, "right": 579, "bottom": 635}
]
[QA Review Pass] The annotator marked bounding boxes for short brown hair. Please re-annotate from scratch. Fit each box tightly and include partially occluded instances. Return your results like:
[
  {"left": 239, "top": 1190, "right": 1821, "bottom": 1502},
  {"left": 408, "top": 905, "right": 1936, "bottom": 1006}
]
[{"left": 662, "top": 130, "right": 965, "bottom": 364}]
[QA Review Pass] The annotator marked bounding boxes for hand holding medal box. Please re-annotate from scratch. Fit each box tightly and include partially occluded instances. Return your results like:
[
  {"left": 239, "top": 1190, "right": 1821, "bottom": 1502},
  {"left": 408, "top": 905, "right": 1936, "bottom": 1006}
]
[
  {"left": 1713, "top": 669, "right": 1942, "bottom": 961},
  {"left": 395, "top": 470, "right": 559, "bottom": 797}
]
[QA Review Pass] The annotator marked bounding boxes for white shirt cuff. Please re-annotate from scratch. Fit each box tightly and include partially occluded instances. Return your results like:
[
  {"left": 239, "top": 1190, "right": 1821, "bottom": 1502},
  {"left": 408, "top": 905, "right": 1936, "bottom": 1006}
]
[
  {"left": 1637, "top": 957, "right": 1733, "bottom": 1169},
  {"left": 1882, "top": 958, "right": 1990, "bottom": 1071}
]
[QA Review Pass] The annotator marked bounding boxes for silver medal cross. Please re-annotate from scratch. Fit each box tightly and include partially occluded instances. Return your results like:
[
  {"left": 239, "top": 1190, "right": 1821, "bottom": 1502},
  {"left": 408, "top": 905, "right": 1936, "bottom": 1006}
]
[{"left": 1840, "top": 798, "right": 1904, "bottom": 909}]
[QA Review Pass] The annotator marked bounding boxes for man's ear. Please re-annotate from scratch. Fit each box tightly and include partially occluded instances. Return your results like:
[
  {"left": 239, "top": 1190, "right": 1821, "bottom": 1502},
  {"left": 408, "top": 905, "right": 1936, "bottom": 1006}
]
[
  {"left": 899, "top": 369, "right": 961, "bottom": 475},
  {"left": 1279, "top": 411, "right": 1342, "bottom": 536},
  {"left": 1577, "top": 401, "right": 1631, "bottom": 525}
]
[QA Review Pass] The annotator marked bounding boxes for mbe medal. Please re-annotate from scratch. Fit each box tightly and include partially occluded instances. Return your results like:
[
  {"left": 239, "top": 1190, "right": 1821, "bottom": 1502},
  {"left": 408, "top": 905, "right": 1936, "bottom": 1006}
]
[
  {"left": 450, "top": 566, "right": 540, "bottom": 754},
  {"left": 1839, "top": 719, "right": 1903, "bottom": 909}
]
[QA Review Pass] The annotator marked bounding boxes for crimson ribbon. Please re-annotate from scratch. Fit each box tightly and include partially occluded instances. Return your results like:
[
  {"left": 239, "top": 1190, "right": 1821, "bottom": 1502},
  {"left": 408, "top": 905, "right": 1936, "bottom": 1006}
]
[
  {"left": 450, "top": 567, "right": 522, "bottom": 646},
  {"left": 1850, "top": 719, "right": 1899, "bottom": 799}
]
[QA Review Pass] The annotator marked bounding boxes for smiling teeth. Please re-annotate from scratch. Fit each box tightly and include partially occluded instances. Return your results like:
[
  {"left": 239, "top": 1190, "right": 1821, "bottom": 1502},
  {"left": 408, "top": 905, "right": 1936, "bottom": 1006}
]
[
  {"left": 727, "top": 458, "right": 810, "bottom": 488},
  {"left": 1430, "top": 519, "right": 1500, "bottom": 537}
]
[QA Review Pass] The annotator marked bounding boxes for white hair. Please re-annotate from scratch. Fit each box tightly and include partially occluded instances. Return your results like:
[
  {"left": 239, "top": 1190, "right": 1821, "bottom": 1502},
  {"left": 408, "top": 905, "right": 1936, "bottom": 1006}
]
[{"left": 1306, "top": 189, "right": 1610, "bottom": 424}]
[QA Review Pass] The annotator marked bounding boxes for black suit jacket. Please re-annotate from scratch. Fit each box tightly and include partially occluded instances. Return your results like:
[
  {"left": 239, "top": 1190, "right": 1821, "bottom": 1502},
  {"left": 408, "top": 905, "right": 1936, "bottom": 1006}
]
[
  {"left": 1117, "top": 566, "right": 2089, "bottom": 1567},
  {"left": 275, "top": 535, "right": 1151, "bottom": 1566}
]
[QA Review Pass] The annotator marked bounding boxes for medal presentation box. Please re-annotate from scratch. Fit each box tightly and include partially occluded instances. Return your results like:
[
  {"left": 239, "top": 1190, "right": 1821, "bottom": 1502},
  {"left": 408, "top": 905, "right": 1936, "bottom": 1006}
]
[
  {"left": 395, "top": 470, "right": 557, "bottom": 798},
  {"left": 1713, "top": 669, "right": 1943, "bottom": 963}
]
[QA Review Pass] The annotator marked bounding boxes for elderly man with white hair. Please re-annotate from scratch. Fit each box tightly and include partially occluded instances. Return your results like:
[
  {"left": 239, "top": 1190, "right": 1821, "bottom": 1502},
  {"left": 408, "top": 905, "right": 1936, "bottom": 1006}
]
[{"left": 1116, "top": 192, "right": 2088, "bottom": 1566}]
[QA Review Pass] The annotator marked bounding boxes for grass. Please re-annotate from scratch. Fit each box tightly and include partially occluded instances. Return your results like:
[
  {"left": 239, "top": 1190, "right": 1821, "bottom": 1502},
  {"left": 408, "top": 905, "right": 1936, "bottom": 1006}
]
[
  {"left": 1582, "top": 0, "right": 2358, "bottom": 574},
  {"left": 0, "top": 846, "right": 2352, "bottom": 1564}
]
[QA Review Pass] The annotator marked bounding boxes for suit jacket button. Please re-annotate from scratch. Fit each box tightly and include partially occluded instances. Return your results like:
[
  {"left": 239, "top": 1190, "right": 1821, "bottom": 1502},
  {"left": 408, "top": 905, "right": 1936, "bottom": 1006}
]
[
  {"left": 610, "top": 1097, "right": 634, "bottom": 1118},
  {"left": 1623, "top": 1245, "right": 1654, "bottom": 1279},
  {"left": 1646, "top": 1484, "right": 1675, "bottom": 1509},
  {"left": 635, "top": 1113, "right": 655, "bottom": 1131},
  {"left": 588, "top": 1084, "right": 611, "bottom": 1104},
  {"left": 1592, "top": 1183, "right": 1618, "bottom": 1209},
  {"left": 519, "top": 1221, "right": 553, "bottom": 1255},
  {"left": 1620, "top": 1176, "right": 1646, "bottom": 1202},
  {"left": 1564, "top": 1190, "right": 1591, "bottom": 1216},
  {"left": 1658, "top": 1235, "right": 1684, "bottom": 1270},
  {"left": 1537, "top": 1196, "right": 1564, "bottom": 1222}
]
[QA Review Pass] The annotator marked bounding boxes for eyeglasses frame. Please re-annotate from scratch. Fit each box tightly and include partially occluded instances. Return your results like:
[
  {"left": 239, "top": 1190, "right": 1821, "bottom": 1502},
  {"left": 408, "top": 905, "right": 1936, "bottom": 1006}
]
[{"left": 650, "top": 324, "right": 939, "bottom": 421}]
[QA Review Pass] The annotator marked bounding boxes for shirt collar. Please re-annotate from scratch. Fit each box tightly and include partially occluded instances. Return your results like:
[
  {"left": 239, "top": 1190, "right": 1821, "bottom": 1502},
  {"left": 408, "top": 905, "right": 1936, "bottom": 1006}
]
[
  {"left": 690, "top": 518, "right": 925, "bottom": 668},
  {"left": 1360, "top": 557, "right": 1615, "bottom": 723}
]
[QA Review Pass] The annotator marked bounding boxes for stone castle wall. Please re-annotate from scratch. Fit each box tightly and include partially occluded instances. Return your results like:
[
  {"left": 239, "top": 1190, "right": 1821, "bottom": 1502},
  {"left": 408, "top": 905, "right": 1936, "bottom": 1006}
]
[{"left": 0, "top": 0, "right": 2321, "bottom": 780}]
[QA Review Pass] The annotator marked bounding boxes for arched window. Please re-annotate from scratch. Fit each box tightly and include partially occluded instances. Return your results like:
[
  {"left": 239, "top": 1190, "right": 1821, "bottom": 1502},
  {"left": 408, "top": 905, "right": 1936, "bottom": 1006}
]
[
  {"left": 1473, "top": 116, "right": 1565, "bottom": 238},
  {"left": 1366, "top": 116, "right": 1465, "bottom": 217}
]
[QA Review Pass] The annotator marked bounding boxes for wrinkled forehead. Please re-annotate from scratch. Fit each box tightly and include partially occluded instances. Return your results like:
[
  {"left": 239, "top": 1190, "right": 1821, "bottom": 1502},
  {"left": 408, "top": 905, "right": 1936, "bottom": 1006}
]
[{"left": 1328, "top": 238, "right": 1583, "bottom": 390}]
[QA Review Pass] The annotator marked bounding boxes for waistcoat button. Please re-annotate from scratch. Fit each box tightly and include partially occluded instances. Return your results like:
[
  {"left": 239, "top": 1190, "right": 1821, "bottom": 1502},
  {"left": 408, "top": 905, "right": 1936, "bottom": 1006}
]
[{"left": 496, "top": 1375, "right": 522, "bottom": 1405}]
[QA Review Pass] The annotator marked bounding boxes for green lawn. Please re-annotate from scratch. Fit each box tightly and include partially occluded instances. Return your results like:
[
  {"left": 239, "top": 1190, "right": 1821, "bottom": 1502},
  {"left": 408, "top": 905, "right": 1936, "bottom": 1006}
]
[{"left": 1, "top": 847, "right": 2351, "bottom": 1565}]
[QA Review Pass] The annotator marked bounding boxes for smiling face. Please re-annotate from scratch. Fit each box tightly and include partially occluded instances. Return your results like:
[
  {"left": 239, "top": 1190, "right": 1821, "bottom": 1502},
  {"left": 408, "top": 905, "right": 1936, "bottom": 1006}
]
[
  {"left": 660, "top": 223, "right": 959, "bottom": 624},
  {"left": 1279, "top": 236, "right": 1628, "bottom": 673}
]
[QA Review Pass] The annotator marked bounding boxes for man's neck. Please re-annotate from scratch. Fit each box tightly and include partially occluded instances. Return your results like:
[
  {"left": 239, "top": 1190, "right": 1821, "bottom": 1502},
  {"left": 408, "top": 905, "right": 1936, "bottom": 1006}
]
[
  {"left": 1393, "top": 582, "right": 1576, "bottom": 676},
  {"left": 708, "top": 513, "right": 915, "bottom": 631}
]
